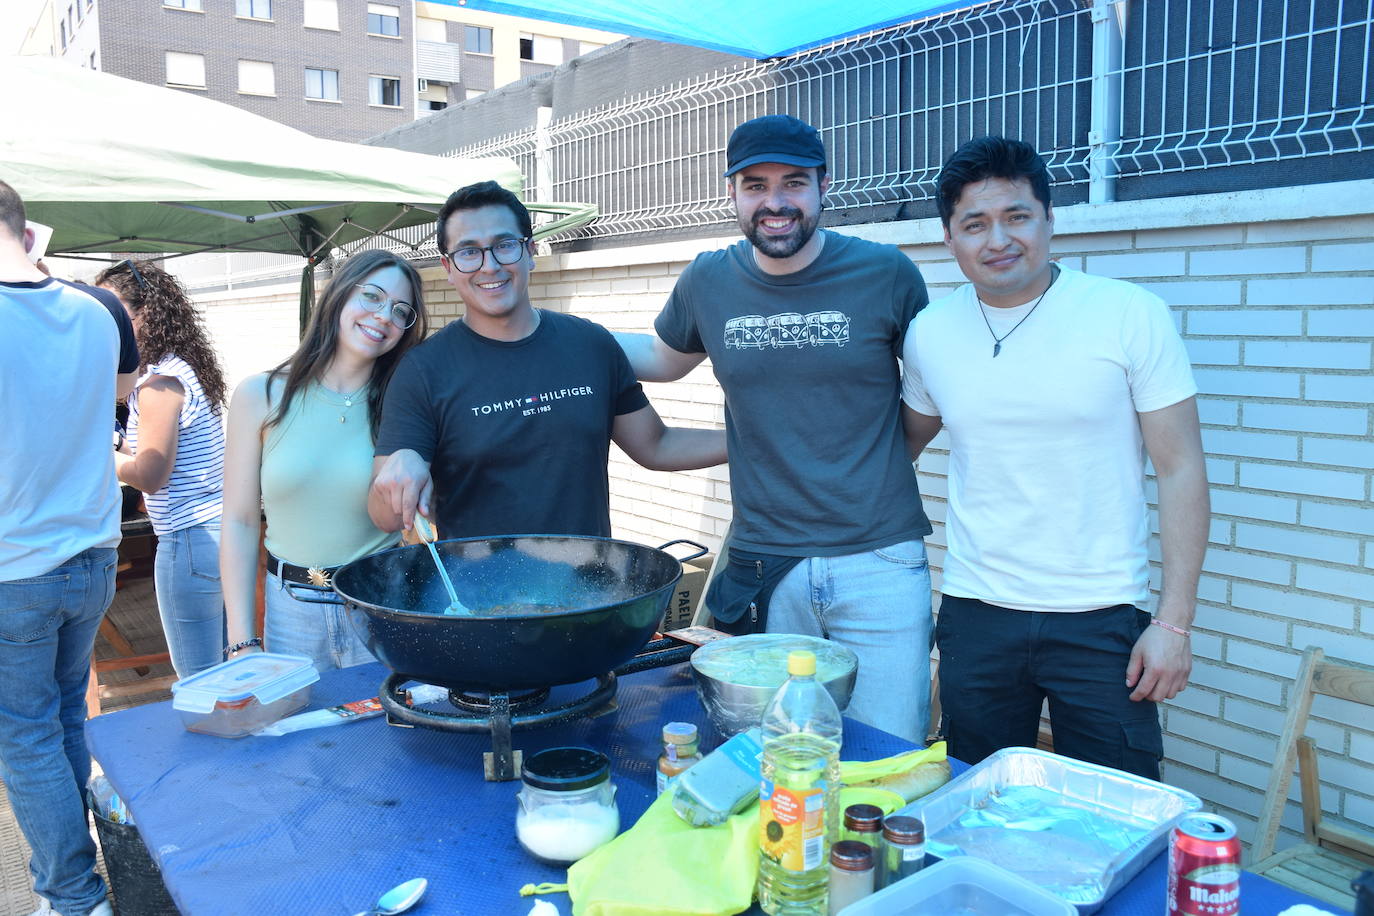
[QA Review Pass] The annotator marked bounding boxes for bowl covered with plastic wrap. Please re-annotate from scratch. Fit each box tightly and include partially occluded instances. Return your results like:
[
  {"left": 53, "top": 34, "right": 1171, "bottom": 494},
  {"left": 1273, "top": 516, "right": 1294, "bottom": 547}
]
[{"left": 689, "top": 633, "right": 858, "bottom": 737}]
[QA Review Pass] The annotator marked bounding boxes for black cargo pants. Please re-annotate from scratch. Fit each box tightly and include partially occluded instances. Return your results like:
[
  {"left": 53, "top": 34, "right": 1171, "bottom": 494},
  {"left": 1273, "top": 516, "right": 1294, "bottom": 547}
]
[{"left": 935, "top": 596, "right": 1164, "bottom": 780}]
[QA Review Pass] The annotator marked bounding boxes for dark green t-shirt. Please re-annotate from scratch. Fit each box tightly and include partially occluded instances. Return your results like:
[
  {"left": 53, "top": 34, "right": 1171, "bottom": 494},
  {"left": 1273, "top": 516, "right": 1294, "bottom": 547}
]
[
  {"left": 377, "top": 310, "right": 649, "bottom": 539},
  {"left": 655, "top": 231, "right": 931, "bottom": 556}
]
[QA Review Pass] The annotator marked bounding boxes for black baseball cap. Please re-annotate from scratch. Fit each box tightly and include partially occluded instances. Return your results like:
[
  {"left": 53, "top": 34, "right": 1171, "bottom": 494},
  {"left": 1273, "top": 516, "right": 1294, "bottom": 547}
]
[{"left": 724, "top": 115, "right": 827, "bottom": 178}]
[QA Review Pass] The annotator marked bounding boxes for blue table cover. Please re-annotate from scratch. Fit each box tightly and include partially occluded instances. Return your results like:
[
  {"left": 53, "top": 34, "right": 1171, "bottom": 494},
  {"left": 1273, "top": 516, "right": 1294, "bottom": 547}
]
[{"left": 86, "top": 662, "right": 1344, "bottom": 915}]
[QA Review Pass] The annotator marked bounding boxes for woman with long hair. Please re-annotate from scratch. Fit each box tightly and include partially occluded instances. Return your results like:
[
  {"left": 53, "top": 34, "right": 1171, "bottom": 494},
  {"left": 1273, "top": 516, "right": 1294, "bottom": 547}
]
[
  {"left": 219, "top": 249, "right": 428, "bottom": 670},
  {"left": 98, "top": 258, "right": 228, "bottom": 678}
]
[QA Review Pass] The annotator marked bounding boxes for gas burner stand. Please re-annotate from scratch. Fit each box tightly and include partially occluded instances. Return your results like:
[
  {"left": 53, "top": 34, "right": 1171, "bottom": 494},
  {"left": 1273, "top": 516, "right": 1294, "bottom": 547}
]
[{"left": 378, "top": 636, "right": 696, "bottom": 780}]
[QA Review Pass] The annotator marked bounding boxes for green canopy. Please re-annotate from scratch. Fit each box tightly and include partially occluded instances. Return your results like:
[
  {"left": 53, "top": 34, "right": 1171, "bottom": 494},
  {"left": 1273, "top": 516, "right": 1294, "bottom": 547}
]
[{"left": 0, "top": 56, "right": 590, "bottom": 261}]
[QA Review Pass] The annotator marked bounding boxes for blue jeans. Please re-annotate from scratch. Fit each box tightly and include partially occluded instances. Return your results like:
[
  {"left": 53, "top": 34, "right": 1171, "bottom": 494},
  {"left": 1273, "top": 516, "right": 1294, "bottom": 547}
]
[
  {"left": 0, "top": 547, "right": 116, "bottom": 916},
  {"left": 263, "top": 569, "right": 376, "bottom": 672},
  {"left": 154, "top": 522, "right": 226, "bottom": 678},
  {"left": 766, "top": 539, "right": 934, "bottom": 744}
]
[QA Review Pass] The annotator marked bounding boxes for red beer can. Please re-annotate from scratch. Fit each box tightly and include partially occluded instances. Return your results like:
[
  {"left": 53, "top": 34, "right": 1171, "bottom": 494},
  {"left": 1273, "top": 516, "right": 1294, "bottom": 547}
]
[{"left": 1166, "top": 813, "right": 1241, "bottom": 915}]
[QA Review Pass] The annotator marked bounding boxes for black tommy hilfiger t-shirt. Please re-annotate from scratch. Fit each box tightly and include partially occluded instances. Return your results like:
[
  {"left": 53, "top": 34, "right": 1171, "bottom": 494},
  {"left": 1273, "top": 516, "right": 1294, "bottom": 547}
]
[{"left": 376, "top": 310, "right": 648, "bottom": 539}]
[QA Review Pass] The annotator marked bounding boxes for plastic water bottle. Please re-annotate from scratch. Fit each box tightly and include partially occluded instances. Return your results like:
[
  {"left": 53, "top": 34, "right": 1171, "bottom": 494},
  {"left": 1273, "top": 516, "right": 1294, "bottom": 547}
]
[{"left": 756, "top": 650, "right": 843, "bottom": 915}]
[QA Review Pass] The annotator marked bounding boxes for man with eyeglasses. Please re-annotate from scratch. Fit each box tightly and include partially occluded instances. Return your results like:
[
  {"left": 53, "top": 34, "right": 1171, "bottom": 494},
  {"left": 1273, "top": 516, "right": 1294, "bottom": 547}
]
[
  {"left": 0, "top": 181, "right": 131, "bottom": 916},
  {"left": 369, "top": 181, "right": 725, "bottom": 540}
]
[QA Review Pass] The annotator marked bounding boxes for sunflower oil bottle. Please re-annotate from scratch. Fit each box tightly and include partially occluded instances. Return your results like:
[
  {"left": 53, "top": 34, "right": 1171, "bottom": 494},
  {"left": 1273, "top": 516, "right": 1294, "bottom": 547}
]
[{"left": 756, "top": 650, "right": 843, "bottom": 915}]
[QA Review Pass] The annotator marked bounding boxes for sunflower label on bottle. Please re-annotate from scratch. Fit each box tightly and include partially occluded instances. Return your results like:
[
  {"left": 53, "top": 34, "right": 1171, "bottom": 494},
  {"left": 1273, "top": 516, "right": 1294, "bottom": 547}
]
[{"left": 760, "top": 774, "right": 828, "bottom": 871}]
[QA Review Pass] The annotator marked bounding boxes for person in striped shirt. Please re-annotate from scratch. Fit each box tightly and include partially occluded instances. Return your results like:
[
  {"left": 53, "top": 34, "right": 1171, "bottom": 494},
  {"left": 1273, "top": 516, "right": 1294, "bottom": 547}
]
[{"left": 99, "top": 259, "right": 228, "bottom": 679}]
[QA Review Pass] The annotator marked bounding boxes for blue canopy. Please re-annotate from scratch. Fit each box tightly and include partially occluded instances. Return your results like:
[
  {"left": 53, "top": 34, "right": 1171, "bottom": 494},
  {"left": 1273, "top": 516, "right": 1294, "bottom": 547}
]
[{"left": 428, "top": 0, "right": 980, "bottom": 58}]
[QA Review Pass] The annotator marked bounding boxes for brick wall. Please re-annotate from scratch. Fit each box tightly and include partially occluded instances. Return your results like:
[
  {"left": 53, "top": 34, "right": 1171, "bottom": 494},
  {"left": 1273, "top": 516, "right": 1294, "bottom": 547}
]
[
  {"left": 196, "top": 282, "right": 302, "bottom": 395},
  {"left": 532, "top": 180, "right": 1374, "bottom": 855}
]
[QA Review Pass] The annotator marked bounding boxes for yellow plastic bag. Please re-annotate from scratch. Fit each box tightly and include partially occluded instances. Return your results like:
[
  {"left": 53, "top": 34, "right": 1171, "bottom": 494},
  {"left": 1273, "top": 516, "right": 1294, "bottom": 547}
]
[
  {"left": 565, "top": 791, "right": 760, "bottom": 916},
  {"left": 540, "top": 742, "right": 947, "bottom": 916}
]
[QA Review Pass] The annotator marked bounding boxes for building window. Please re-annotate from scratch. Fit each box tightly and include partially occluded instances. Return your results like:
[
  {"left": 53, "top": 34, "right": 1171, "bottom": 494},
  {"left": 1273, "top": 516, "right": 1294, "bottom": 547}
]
[
  {"left": 59, "top": 20, "right": 67, "bottom": 49},
  {"left": 236, "top": 0, "right": 271, "bottom": 19},
  {"left": 519, "top": 33, "right": 563, "bottom": 66},
  {"left": 166, "top": 51, "right": 206, "bottom": 88},
  {"left": 305, "top": 67, "right": 339, "bottom": 100},
  {"left": 238, "top": 59, "right": 275, "bottom": 95},
  {"left": 368, "top": 75, "right": 401, "bottom": 106},
  {"left": 164, "top": 0, "right": 203, "bottom": 10},
  {"left": 90, "top": 51, "right": 96, "bottom": 67},
  {"left": 424, "top": 99, "right": 447, "bottom": 112},
  {"left": 76, "top": 1, "right": 84, "bottom": 23},
  {"left": 367, "top": 3, "right": 399, "bottom": 37},
  {"left": 303, "top": 0, "right": 338, "bottom": 30},
  {"left": 67, "top": 5, "right": 75, "bottom": 30},
  {"left": 464, "top": 25, "right": 492, "bottom": 54},
  {"left": 85, "top": 0, "right": 92, "bottom": 10}
]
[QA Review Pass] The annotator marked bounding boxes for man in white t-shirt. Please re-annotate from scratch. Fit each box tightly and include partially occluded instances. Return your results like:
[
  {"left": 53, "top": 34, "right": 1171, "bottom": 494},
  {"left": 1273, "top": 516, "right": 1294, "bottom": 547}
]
[
  {"left": 0, "top": 180, "right": 137, "bottom": 916},
  {"left": 900, "top": 137, "right": 1209, "bottom": 779}
]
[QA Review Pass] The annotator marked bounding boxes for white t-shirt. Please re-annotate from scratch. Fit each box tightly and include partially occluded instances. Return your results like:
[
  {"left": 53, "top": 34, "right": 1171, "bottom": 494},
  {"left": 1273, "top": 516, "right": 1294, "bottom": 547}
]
[{"left": 901, "top": 266, "right": 1197, "bottom": 612}]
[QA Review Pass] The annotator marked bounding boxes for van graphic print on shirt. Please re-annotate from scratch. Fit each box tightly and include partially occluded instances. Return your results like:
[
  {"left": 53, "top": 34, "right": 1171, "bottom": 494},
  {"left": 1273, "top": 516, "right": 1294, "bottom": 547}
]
[{"left": 724, "top": 311, "right": 850, "bottom": 349}]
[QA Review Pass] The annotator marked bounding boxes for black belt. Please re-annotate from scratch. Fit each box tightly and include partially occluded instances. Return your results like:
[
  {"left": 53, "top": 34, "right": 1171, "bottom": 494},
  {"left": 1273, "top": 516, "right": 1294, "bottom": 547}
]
[{"left": 266, "top": 554, "right": 339, "bottom": 587}]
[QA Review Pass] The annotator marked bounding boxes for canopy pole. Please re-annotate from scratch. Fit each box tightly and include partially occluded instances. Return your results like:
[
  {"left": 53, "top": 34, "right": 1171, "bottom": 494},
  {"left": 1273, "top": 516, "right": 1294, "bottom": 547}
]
[{"left": 299, "top": 259, "right": 316, "bottom": 339}]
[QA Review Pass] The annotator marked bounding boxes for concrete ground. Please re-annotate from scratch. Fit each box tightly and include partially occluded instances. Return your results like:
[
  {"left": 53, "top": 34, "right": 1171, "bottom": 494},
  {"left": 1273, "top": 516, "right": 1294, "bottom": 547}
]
[{"left": 0, "top": 577, "right": 175, "bottom": 916}]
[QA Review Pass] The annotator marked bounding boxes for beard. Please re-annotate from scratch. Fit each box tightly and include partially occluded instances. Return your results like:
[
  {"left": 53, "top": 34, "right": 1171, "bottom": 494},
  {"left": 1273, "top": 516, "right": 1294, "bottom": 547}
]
[{"left": 740, "top": 206, "right": 821, "bottom": 260}]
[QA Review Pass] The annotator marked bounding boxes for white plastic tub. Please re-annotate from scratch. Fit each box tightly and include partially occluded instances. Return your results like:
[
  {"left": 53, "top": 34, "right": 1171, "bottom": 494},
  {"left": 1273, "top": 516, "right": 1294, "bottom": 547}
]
[
  {"left": 170, "top": 653, "right": 319, "bottom": 737},
  {"left": 837, "top": 856, "right": 1076, "bottom": 915}
]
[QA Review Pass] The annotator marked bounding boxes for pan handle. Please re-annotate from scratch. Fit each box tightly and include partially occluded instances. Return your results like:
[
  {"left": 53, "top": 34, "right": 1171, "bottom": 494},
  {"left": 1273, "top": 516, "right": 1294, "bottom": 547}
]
[
  {"left": 282, "top": 581, "right": 345, "bottom": 604},
  {"left": 656, "top": 538, "right": 709, "bottom": 564}
]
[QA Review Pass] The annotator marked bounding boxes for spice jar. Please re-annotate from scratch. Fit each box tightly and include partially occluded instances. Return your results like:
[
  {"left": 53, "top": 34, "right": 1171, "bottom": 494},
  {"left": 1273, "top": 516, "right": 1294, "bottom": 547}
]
[
  {"left": 842, "top": 803, "right": 884, "bottom": 848},
  {"left": 827, "top": 839, "right": 875, "bottom": 915},
  {"left": 515, "top": 747, "right": 619, "bottom": 866},
  {"left": 656, "top": 721, "right": 702, "bottom": 795},
  {"left": 878, "top": 814, "right": 926, "bottom": 889}
]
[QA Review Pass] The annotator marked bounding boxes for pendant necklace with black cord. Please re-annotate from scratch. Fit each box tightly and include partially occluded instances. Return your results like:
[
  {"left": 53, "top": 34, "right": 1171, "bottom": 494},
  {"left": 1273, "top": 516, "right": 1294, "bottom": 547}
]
[{"left": 977, "top": 265, "right": 1059, "bottom": 357}]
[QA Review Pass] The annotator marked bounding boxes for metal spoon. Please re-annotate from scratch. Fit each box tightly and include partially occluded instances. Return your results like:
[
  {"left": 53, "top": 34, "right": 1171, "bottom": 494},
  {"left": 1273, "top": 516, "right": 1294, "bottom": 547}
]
[
  {"left": 352, "top": 876, "right": 428, "bottom": 916},
  {"left": 411, "top": 515, "right": 472, "bottom": 616}
]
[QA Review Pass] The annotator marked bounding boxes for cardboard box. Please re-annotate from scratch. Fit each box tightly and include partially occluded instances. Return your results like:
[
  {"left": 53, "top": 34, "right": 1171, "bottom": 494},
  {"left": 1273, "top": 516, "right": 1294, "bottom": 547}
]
[{"left": 660, "top": 554, "right": 715, "bottom": 632}]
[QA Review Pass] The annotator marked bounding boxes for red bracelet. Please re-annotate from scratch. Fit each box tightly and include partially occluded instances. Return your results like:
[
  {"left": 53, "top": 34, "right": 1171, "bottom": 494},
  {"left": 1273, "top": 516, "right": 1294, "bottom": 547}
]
[{"left": 1150, "top": 618, "right": 1191, "bottom": 638}]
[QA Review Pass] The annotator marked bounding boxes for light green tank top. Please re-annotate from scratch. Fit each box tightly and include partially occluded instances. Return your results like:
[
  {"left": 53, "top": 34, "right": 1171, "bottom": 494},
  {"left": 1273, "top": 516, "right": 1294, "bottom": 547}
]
[{"left": 260, "top": 380, "right": 396, "bottom": 568}]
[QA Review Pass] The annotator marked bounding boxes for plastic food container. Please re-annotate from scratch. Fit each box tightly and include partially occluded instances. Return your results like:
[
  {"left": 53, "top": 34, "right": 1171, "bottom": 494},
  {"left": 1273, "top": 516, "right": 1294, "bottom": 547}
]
[
  {"left": 837, "top": 856, "right": 1076, "bottom": 915},
  {"left": 170, "top": 653, "right": 319, "bottom": 737}
]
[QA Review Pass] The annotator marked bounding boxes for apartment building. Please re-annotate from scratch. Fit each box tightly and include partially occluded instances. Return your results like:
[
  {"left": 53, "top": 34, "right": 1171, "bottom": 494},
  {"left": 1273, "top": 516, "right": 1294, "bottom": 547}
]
[
  {"left": 411, "top": 1, "right": 621, "bottom": 112},
  {"left": 20, "top": 0, "right": 621, "bottom": 142}
]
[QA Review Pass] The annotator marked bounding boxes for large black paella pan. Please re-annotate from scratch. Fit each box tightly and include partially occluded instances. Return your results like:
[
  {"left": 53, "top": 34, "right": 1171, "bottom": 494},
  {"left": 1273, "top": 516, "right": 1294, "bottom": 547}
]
[{"left": 319, "top": 535, "right": 706, "bottom": 692}]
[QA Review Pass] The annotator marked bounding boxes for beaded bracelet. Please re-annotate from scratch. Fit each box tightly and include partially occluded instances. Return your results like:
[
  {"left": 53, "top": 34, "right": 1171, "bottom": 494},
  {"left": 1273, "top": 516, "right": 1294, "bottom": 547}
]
[
  {"left": 1150, "top": 618, "right": 1191, "bottom": 638},
  {"left": 226, "top": 637, "right": 263, "bottom": 655}
]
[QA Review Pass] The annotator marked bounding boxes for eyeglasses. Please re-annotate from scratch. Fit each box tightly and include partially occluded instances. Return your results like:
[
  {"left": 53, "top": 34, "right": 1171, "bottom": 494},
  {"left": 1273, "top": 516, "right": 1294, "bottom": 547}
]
[
  {"left": 118, "top": 259, "right": 148, "bottom": 291},
  {"left": 354, "top": 283, "right": 418, "bottom": 330},
  {"left": 444, "top": 237, "right": 530, "bottom": 273}
]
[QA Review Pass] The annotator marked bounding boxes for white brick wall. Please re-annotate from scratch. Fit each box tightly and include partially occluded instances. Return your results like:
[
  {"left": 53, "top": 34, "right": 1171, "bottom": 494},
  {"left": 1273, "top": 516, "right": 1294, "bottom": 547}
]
[
  {"left": 540, "top": 180, "right": 1374, "bottom": 856},
  {"left": 197, "top": 282, "right": 301, "bottom": 396}
]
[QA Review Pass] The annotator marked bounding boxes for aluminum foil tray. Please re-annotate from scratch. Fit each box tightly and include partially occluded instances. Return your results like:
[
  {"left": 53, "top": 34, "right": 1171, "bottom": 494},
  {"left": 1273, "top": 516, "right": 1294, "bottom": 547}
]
[{"left": 901, "top": 747, "right": 1201, "bottom": 914}]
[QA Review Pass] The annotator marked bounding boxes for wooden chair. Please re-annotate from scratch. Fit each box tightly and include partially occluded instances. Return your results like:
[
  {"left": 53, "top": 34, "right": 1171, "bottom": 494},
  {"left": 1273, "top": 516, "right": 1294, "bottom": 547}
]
[{"left": 1250, "top": 646, "right": 1374, "bottom": 911}]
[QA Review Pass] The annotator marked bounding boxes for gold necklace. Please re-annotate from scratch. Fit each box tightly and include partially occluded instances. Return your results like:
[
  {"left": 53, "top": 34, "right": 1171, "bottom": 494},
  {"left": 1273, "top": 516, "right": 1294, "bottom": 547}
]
[{"left": 316, "top": 381, "right": 368, "bottom": 424}]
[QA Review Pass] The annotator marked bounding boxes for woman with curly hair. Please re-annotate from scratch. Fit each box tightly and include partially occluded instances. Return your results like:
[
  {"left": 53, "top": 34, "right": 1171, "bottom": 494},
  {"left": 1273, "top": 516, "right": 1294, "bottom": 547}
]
[
  {"left": 98, "top": 258, "right": 228, "bottom": 678},
  {"left": 219, "top": 249, "right": 428, "bottom": 671}
]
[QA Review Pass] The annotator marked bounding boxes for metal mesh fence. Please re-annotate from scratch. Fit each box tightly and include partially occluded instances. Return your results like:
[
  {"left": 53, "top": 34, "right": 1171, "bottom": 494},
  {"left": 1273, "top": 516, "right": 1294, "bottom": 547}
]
[{"left": 448, "top": 0, "right": 1371, "bottom": 242}]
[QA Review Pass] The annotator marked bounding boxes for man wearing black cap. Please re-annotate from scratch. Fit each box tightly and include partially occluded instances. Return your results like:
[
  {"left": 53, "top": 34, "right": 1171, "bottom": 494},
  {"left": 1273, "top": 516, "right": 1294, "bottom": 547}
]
[{"left": 615, "top": 115, "right": 934, "bottom": 744}]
